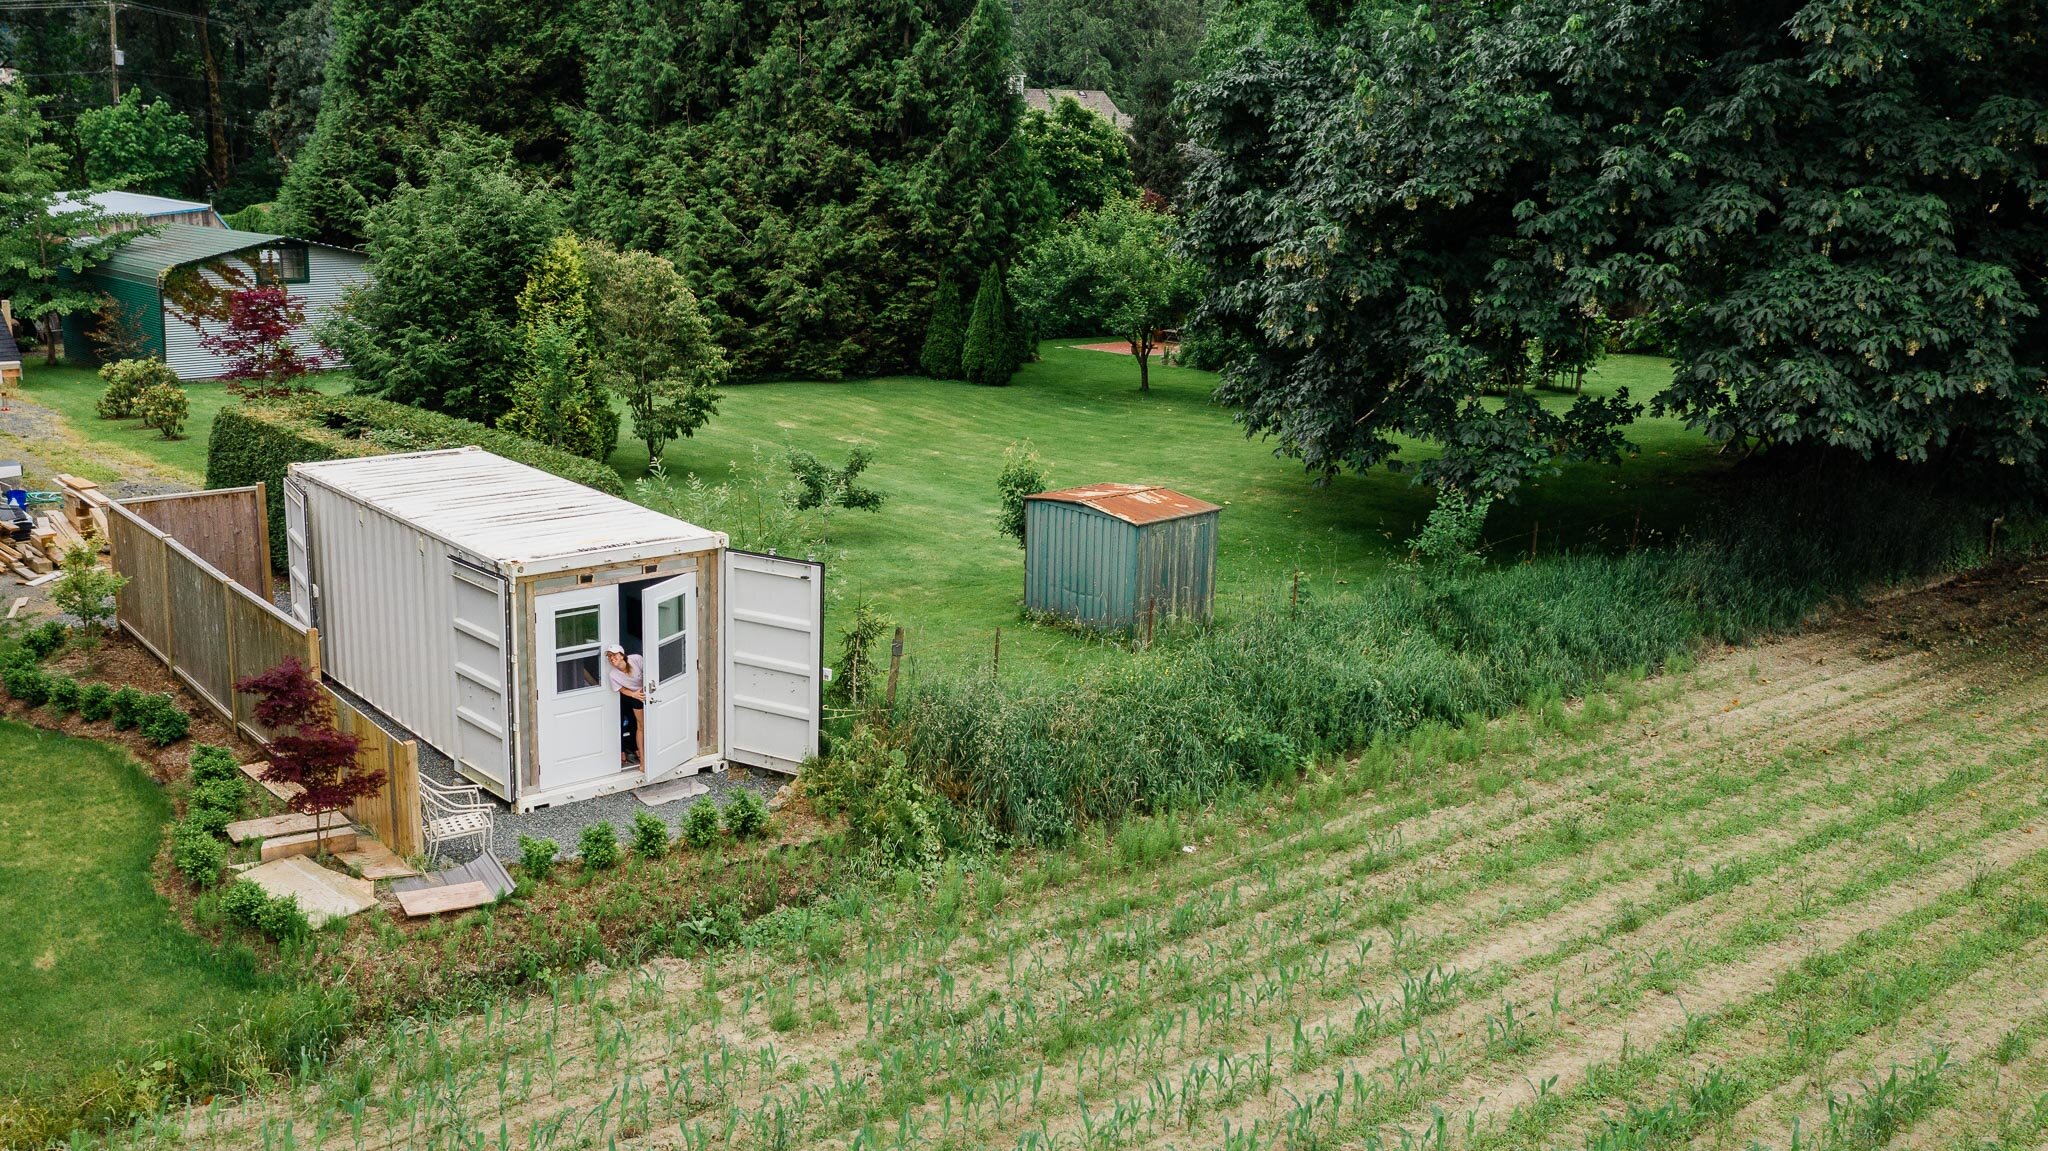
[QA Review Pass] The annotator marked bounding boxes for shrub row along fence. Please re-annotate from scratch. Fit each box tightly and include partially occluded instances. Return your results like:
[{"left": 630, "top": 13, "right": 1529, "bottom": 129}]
[{"left": 107, "top": 487, "right": 423, "bottom": 856}]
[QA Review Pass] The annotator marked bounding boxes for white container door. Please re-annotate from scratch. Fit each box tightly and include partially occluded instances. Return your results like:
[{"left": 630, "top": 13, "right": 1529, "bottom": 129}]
[
  {"left": 535, "top": 587, "right": 620, "bottom": 790},
  {"left": 640, "top": 572, "right": 699, "bottom": 776},
  {"left": 449, "top": 558, "right": 513, "bottom": 794},
  {"left": 721, "top": 550, "right": 823, "bottom": 772},
  {"left": 283, "top": 476, "right": 311, "bottom": 624}
]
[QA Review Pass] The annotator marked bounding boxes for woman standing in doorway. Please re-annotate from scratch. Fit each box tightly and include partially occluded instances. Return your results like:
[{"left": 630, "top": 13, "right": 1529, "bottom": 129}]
[{"left": 605, "top": 644, "right": 645, "bottom": 768}]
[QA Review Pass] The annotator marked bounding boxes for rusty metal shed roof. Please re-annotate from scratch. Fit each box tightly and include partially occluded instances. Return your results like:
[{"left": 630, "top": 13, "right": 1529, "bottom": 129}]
[{"left": 1025, "top": 483, "right": 1220, "bottom": 526}]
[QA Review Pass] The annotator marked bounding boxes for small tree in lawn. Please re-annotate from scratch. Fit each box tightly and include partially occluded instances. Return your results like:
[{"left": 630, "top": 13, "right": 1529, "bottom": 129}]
[
  {"left": 49, "top": 545, "right": 127, "bottom": 664},
  {"left": 202, "top": 286, "right": 324, "bottom": 401},
  {"left": 233, "top": 657, "right": 378, "bottom": 849},
  {"left": 583, "top": 239, "right": 726, "bottom": 464},
  {"left": 918, "top": 275, "right": 966, "bottom": 380},
  {"left": 960, "top": 264, "right": 1017, "bottom": 386}
]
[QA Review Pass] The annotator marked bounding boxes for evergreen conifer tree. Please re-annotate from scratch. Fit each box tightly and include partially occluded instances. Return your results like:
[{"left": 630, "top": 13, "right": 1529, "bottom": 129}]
[
  {"left": 503, "top": 234, "right": 615, "bottom": 459},
  {"left": 960, "top": 265, "right": 1015, "bottom": 386},
  {"left": 918, "top": 277, "right": 967, "bottom": 380}
]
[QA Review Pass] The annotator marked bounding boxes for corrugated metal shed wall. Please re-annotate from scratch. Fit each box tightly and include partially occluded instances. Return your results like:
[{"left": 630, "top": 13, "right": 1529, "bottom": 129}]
[
  {"left": 304, "top": 478, "right": 467, "bottom": 765},
  {"left": 61, "top": 274, "right": 167, "bottom": 366},
  {"left": 1025, "top": 501, "right": 1140, "bottom": 627},
  {"left": 162, "top": 246, "right": 369, "bottom": 379},
  {"left": 1025, "top": 502, "right": 1218, "bottom": 629}
]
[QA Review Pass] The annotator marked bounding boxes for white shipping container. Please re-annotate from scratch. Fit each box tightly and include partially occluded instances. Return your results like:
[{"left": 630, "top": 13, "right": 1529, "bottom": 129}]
[{"left": 288, "top": 448, "right": 822, "bottom": 810}]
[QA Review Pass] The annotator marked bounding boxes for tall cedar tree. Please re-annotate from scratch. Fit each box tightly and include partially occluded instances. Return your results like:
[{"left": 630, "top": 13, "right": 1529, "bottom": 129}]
[
  {"left": 233, "top": 657, "right": 378, "bottom": 840},
  {"left": 1021, "top": 96, "right": 1138, "bottom": 219},
  {"left": 0, "top": 85, "right": 135, "bottom": 364},
  {"left": 320, "top": 134, "right": 561, "bottom": 424},
  {"left": 1182, "top": 0, "right": 2048, "bottom": 495},
  {"left": 918, "top": 277, "right": 967, "bottom": 380},
  {"left": 572, "top": 0, "right": 1048, "bottom": 380},
  {"left": 201, "top": 287, "right": 324, "bottom": 400},
  {"left": 961, "top": 265, "right": 1016, "bottom": 386},
  {"left": 278, "top": 0, "right": 581, "bottom": 243},
  {"left": 582, "top": 239, "right": 726, "bottom": 463},
  {"left": 503, "top": 234, "right": 617, "bottom": 460}
]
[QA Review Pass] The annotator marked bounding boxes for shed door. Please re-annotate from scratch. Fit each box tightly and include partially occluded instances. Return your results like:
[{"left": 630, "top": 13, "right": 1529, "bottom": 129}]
[
  {"left": 283, "top": 476, "right": 311, "bottom": 625},
  {"left": 721, "top": 550, "right": 823, "bottom": 773},
  {"left": 449, "top": 558, "right": 513, "bottom": 794},
  {"left": 640, "top": 572, "right": 699, "bottom": 776}
]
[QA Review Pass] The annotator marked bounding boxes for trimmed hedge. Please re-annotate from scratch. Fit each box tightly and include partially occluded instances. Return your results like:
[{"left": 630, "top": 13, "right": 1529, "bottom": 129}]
[{"left": 208, "top": 394, "right": 628, "bottom": 566}]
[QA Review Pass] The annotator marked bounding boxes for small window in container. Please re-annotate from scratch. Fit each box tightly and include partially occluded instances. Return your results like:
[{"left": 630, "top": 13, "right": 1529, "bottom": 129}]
[{"left": 554, "top": 605, "right": 602, "bottom": 692}]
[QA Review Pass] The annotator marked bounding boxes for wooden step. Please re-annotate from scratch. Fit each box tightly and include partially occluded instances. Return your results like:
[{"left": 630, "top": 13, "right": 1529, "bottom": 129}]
[
  {"left": 224, "top": 811, "right": 327, "bottom": 844},
  {"left": 237, "top": 760, "right": 305, "bottom": 802},
  {"left": 395, "top": 881, "right": 493, "bottom": 917},
  {"left": 335, "top": 838, "right": 418, "bottom": 880},
  {"left": 259, "top": 826, "right": 358, "bottom": 862}
]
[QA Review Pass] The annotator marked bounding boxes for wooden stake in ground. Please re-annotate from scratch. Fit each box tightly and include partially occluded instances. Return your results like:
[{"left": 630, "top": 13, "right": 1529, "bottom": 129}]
[
  {"left": 885, "top": 626, "right": 904, "bottom": 710},
  {"left": 991, "top": 627, "right": 1001, "bottom": 680}
]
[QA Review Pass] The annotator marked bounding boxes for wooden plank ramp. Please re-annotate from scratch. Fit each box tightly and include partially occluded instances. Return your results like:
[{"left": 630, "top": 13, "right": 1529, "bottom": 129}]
[
  {"left": 259, "top": 827, "right": 358, "bottom": 862},
  {"left": 237, "top": 760, "right": 305, "bottom": 803},
  {"left": 225, "top": 812, "right": 325, "bottom": 844},
  {"left": 396, "top": 881, "right": 493, "bottom": 917},
  {"left": 336, "top": 838, "right": 418, "bottom": 880}
]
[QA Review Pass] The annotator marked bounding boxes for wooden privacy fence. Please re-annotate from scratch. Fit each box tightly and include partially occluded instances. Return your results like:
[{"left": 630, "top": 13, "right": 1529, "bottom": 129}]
[{"left": 107, "top": 490, "right": 423, "bottom": 856}]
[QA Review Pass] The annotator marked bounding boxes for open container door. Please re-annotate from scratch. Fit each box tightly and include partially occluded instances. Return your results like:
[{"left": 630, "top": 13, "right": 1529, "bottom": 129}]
[
  {"left": 449, "top": 557, "right": 514, "bottom": 796},
  {"left": 283, "top": 476, "right": 311, "bottom": 625},
  {"left": 721, "top": 550, "right": 823, "bottom": 772}
]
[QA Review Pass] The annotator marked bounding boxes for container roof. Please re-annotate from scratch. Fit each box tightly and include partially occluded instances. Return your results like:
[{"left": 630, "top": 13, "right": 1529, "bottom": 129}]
[
  {"left": 1026, "top": 483, "right": 1221, "bottom": 525},
  {"left": 292, "top": 448, "right": 723, "bottom": 574}
]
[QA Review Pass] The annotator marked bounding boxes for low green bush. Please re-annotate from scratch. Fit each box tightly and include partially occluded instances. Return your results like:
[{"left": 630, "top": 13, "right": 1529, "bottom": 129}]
[
  {"left": 682, "top": 797, "right": 722, "bottom": 849},
  {"left": 630, "top": 810, "right": 669, "bottom": 859},
  {"left": 2, "top": 665, "right": 51, "bottom": 707},
  {"left": 21, "top": 620, "right": 67, "bottom": 660},
  {"left": 578, "top": 821, "right": 621, "bottom": 870},
  {"left": 136, "top": 693, "right": 192, "bottom": 746},
  {"left": 219, "top": 879, "right": 269, "bottom": 926},
  {"left": 191, "top": 776, "right": 247, "bottom": 822},
  {"left": 109, "top": 686, "right": 145, "bottom": 729},
  {"left": 76, "top": 682, "right": 114, "bottom": 722},
  {"left": 254, "top": 893, "right": 312, "bottom": 942},
  {"left": 517, "top": 835, "right": 559, "bottom": 881},
  {"left": 171, "top": 820, "right": 229, "bottom": 888},
  {"left": 45, "top": 675, "right": 81, "bottom": 714},
  {"left": 801, "top": 724, "right": 945, "bottom": 867},
  {"left": 188, "top": 744, "right": 242, "bottom": 784},
  {"left": 722, "top": 789, "right": 768, "bottom": 839},
  {"left": 209, "top": 394, "right": 627, "bottom": 567},
  {"left": 136, "top": 381, "right": 190, "bottom": 439},
  {"left": 96, "top": 358, "right": 178, "bottom": 419}
]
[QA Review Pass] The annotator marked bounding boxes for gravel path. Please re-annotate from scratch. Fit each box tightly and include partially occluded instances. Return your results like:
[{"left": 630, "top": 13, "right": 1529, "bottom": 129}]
[{"left": 324, "top": 678, "right": 784, "bottom": 865}]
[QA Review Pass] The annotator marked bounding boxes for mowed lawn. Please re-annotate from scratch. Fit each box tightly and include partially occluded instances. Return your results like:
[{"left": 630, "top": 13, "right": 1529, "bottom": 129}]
[
  {"left": 621, "top": 341, "right": 1725, "bottom": 675},
  {"left": 17, "top": 346, "right": 1723, "bottom": 677},
  {"left": 10, "top": 363, "right": 348, "bottom": 484},
  {"left": 0, "top": 720, "right": 278, "bottom": 1098}
]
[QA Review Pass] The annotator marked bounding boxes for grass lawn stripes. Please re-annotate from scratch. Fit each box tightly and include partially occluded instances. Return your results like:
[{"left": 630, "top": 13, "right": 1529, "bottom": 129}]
[{"left": 90, "top": 575, "right": 2048, "bottom": 1151}]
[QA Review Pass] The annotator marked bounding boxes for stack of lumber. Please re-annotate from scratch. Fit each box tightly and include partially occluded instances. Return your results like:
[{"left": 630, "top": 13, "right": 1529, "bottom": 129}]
[{"left": 4, "top": 475, "right": 113, "bottom": 583}]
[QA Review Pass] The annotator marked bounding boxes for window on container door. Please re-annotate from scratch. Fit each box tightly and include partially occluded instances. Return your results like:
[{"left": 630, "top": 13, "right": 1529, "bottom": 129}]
[
  {"left": 656, "top": 592, "right": 686, "bottom": 680},
  {"left": 554, "top": 606, "right": 601, "bottom": 692}
]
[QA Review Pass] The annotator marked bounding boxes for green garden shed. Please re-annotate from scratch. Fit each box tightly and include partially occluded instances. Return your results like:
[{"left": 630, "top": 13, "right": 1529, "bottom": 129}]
[
  {"left": 1023, "top": 483, "right": 1220, "bottom": 631},
  {"left": 61, "top": 222, "right": 368, "bottom": 380}
]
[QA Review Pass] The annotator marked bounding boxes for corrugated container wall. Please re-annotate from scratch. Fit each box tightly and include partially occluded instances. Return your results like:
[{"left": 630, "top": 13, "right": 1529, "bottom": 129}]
[
  {"left": 303, "top": 482, "right": 470, "bottom": 760},
  {"left": 164, "top": 248, "right": 368, "bottom": 379}
]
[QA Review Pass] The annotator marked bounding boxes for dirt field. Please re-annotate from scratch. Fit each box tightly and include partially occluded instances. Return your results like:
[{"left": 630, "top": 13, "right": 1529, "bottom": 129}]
[{"left": 118, "top": 563, "right": 2048, "bottom": 1151}]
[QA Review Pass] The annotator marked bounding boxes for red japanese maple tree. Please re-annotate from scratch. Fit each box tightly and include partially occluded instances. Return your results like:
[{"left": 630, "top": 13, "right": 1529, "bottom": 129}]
[
  {"left": 233, "top": 657, "right": 381, "bottom": 845},
  {"left": 200, "top": 287, "right": 325, "bottom": 401}
]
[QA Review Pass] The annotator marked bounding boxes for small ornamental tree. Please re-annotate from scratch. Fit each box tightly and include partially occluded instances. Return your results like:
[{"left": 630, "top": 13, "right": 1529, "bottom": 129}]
[
  {"left": 49, "top": 546, "right": 127, "bottom": 659},
  {"left": 960, "top": 265, "right": 1017, "bottom": 386},
  {"left": 202, "top": 287, "right": 324, "bottom": 401},
  {"left": 233, "top": 657, "right": 378, "bottom": 847}
]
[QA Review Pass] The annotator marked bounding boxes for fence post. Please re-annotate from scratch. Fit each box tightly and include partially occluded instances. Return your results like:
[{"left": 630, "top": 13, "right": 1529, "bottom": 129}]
[
  {"left": 991, "top": 627, "right": 1001, "bottom": 680},
  {"left": 885, "top": 626, "right": 904, "bottom": 710}
]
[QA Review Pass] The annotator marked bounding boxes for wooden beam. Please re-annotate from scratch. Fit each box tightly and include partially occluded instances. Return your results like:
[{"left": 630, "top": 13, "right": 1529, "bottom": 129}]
[
  {"left": 259, "top": 826, "right": 358, "bottom": 862},
  {"left": 396, "top": 881, "right": 493, "bottom": 917}
]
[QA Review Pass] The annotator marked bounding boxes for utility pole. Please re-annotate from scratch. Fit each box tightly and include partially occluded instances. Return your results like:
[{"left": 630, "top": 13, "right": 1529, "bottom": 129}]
[{"left": 107, "top": 1, "right": 120, "bottom": 102}]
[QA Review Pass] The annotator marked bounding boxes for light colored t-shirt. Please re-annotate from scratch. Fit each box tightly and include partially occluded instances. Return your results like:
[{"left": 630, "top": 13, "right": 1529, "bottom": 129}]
[{"left": 606, "top": 653, "right": 644, "bottom": 696}]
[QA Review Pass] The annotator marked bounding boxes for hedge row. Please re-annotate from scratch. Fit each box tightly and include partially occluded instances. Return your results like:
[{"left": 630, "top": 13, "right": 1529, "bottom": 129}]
[{"left": 208, "top": 394, "right": 627, "bottom": 567}]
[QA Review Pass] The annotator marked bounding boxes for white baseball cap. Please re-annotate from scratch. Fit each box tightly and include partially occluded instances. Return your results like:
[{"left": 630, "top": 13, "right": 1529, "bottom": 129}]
[{"left": 603, "top": 643, "right": 625, "bottom": 655}]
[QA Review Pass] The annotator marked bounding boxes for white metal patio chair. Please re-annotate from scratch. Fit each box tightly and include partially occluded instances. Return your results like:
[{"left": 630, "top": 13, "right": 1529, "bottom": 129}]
[{"left": 420, "top": 773, "right": 495, "bottom": 864}]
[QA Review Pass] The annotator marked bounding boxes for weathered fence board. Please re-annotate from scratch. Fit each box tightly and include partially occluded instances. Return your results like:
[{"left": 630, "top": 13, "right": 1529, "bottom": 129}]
[
  {"left": 108, "top": 493, "right": 423, "bottom": 857},
  {"left": 122, "top": 485, "right": 273, "bottom": 600}
]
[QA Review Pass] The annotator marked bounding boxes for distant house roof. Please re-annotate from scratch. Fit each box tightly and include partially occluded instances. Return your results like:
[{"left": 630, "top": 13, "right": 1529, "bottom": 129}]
[
  {"left": 1027, "top": 483, "right": 1220, "bottom": 526},
  {"left": 55, "top": 190, "right": 225, "bottom": 227},
  {"left": 1023, "top": 87, "right": 1131, "bottom": 132},
  {"left": 90, "top": 222, "right": 287, "bottom": 285}
]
